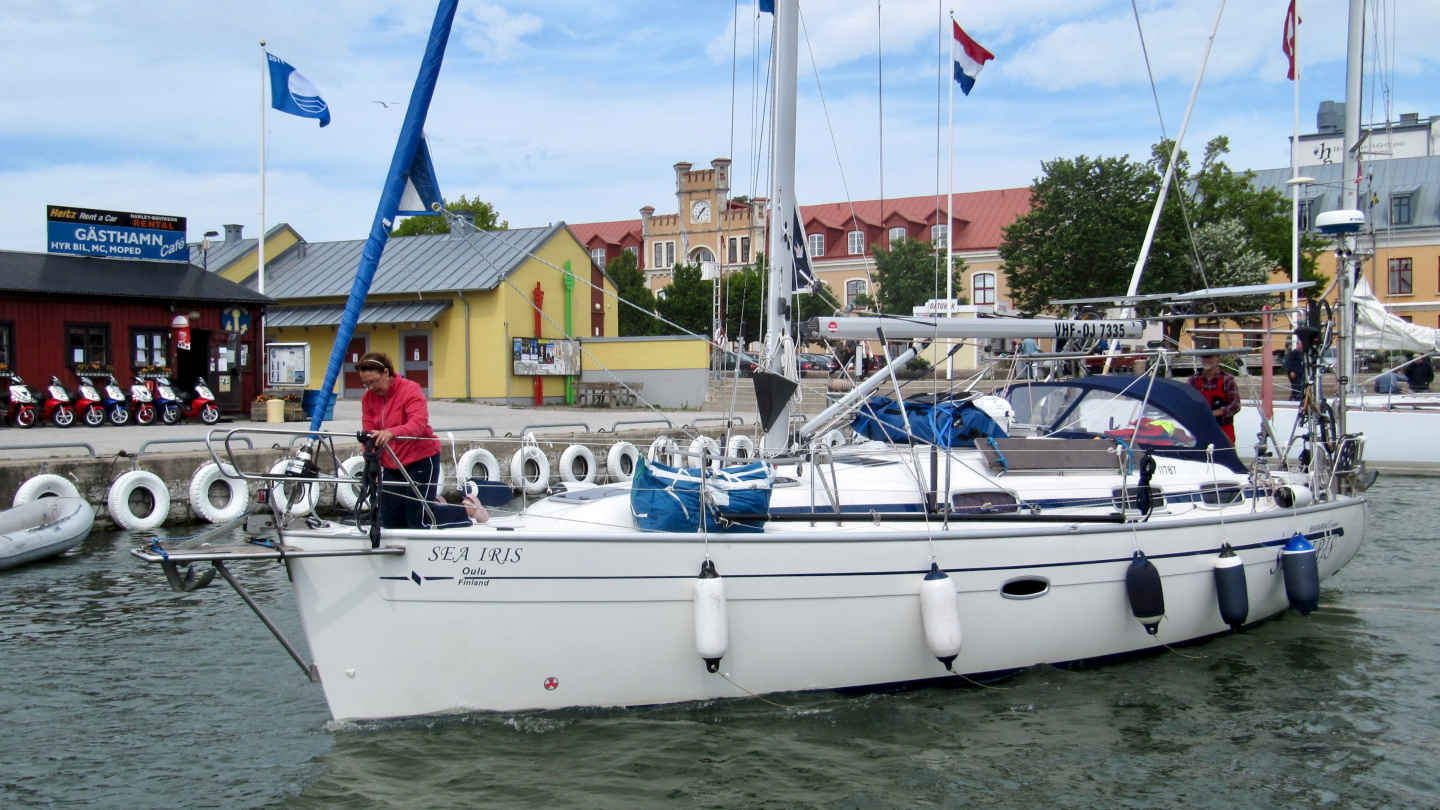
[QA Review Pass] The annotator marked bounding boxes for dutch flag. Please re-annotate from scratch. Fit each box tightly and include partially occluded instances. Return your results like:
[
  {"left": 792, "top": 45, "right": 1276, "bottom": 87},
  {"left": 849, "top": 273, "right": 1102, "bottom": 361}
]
[{"left": 952, "top": 20, "right": 994, "bottom": 96}]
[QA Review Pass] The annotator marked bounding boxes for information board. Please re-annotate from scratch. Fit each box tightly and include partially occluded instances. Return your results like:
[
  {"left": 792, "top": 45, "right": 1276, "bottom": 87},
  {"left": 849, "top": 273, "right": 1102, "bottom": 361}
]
[
  {"left": 46, "top": 205, "right": 188, "bottom": 261},
  {"left": 266, "top": 343, "right": 310, "bottom": 388},
  {"left": 512, "top": 337, "right": 580, "bottom": 376}
]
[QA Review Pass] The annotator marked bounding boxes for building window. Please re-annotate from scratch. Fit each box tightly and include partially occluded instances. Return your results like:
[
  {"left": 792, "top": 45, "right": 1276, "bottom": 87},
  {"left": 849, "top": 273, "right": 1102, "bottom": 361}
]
[
  {"left": 131, "top": 328, "right": 169, "bottom": 369},
  {"left": 741, "top": 236, "right": 750, "bottom": 263},
  {"left": 1391, "top": 194, "right": 1413, "bottom": 226},
  {"left": 0, "top": 321, "right": 13, "bottom": 369},
  {"left": 932, "top": 223, "right": 948, "bottom": 248},
  {"left": 590, "top": 248, "right": 607, "bottom": 268},
  {"left": 728, "top": 238, "right": 739, "bottom": 264},
  {"left": 653, "top": 241, "right": 675, "bottom": 269},
  {"left": 845, "top": 279, "right": 867, "bottom": 310},
  {"left": 888, "top": 227, "right": 906, "bottom": 246},
  {"left": 973, "top": 272, "right": 996, "bottom": 306},
  {"left": 623, "top": 245, "right": 637, "bottom": 258},
  {"left": 807, "top": 233, "right": 824, "bottom": 258},
  {"left": 66, "top": 323, "right": 109, "bottom": 367},
  {"left": 692, "top": 246, "right": 716, "bottom": 264},
  {"left": 848, "top": 230, "right": 865, "bottom": 255},
  {"left": 1400, "top": 315, "right": 1414, "bottom": 324},
  {"left": 1388, "top": 258, "right": 1413, "bottom": 295}
]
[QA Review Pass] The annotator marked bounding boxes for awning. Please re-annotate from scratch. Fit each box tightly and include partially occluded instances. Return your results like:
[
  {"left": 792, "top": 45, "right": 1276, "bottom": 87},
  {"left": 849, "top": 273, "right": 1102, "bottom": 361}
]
[{"left": 264, "top": 300, "right": 452, "bottom": 329}]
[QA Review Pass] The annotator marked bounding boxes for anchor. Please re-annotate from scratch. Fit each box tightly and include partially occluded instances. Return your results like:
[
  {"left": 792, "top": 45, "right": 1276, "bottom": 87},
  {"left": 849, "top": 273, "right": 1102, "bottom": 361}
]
[{"left": 160, "top": 560, "right": 217, "bottom": 592}]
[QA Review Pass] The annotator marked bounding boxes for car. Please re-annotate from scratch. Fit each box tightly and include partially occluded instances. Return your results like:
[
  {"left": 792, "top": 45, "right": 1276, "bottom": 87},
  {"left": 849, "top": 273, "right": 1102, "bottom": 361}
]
[
  {"left": 718, "top": 351, "right": 760, "bottom": 376},
  {"left": 799, "top": 353, "right": 839, "bottom": 374}
]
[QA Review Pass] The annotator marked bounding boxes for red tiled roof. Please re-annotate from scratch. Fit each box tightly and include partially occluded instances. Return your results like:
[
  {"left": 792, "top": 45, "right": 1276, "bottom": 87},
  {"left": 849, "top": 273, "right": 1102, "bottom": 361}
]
[
  {"left": 569, "top": 219, "right": 642, "bottom": 249},
  {"left": 800, "top": 187, "right": 1029, "bottom": 252}
]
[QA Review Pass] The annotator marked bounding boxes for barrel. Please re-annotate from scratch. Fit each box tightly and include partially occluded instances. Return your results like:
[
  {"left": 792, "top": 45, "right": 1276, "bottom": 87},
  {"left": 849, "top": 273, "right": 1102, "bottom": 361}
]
[
  {"left": 301, "top": 389, "right": 335, "bottom": 421},
  {"left": 265, "top": 399, "right": 285, "bottom": 423}
]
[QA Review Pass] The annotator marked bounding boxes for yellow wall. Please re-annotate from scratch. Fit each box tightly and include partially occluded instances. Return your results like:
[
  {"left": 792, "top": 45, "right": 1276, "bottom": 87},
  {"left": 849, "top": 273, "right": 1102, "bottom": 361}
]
[
  {"left": 218, "top": 228, "right": 302, "bottom": 285},
  {"left": 581, "top": 337, "right": 709, "bottom": 371}
]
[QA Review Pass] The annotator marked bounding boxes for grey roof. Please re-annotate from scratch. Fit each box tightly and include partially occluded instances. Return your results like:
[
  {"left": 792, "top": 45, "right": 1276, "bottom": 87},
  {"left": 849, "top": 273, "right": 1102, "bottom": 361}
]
[
  {"left": 265, "top": 300, "right": 452, "bottom": 328},
  {"left": 250, "top": 223, "right": 567, "bottom": 300},
  {"left": 187, "top": 223, "right": 298, "bottom": 272},
  {"left": 1247, "top": 154, "right": 1440, "bottom": 231},
  {"left": 0, "top": 249, "right": 273, "bottom": 304}
]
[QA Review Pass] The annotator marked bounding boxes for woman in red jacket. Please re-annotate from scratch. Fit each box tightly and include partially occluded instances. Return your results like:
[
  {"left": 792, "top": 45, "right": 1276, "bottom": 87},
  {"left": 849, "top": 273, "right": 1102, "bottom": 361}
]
[{"left": 356, "top": 352, "right": 483, "bottom": 528}]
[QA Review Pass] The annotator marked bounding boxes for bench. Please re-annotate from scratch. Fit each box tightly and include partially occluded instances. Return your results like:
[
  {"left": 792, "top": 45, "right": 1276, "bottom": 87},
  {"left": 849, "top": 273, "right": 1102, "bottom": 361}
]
[{"left": 575, "top": 382, "right": 644, "bottom": 407}]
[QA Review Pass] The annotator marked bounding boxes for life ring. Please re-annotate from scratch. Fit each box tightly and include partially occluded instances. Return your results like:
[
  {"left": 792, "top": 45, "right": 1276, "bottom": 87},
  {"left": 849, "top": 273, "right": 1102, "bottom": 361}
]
[
  {"left": 188, "top": 462, "right": 250, "bottom": 524},
  {"left": 559, "top": 445, "right": 597, "bottom": 485},
  {"left": 107, "top": 470, "right": 171, "bottom": 530},
  {"left": 687, "top": 435, "right": 722, "bottom": 468},
  {"left": 510, "top": 446, "right": 551, "bottom": 496},
  {"left": 726, "top": 434, "right": 756, "bottom": 461},
  {"left": 12, "top": 473, "right": 80, "bottom": 507},
  {"left": 456, "top": 448, "right": 501, "bottom": 482},
  {"left": 647, "top": 435, "right": 678, "bottom": 467},
  {"left": 266, "top": 459, "right": 319, "bottom": 517},
  {"left": 606, "top": 442, "right": 640, "bottom": 482},
  {"left": 335, "top": 456, "right": 368, "bottom": 512}
]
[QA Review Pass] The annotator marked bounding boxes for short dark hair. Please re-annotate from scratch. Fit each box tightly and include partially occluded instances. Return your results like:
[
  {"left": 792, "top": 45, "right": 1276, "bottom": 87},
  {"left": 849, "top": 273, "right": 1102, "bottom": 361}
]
[{"left": 356, "top": 351, "right": 395, "bottom": 374}]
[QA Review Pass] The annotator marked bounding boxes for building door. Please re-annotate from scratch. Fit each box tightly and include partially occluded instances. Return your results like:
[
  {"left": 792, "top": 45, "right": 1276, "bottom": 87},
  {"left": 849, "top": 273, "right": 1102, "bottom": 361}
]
[
  {"left": 175, "top": 327, "right": 209, "bottom": 395},
  {"left": 342, "top": 334, "right": 369, "bottom": 398},
  {"left": 210, "top": 332, "right": 243, "bottom": 412},
  {"left": 401, "top": 331, "right": 431, "bottom": 394}
]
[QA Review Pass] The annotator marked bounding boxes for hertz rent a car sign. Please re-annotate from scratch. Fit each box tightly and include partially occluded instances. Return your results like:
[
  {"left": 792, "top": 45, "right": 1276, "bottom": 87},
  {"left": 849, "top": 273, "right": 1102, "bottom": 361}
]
[{"left": 46, "top": 205, "right": 188, "bottom": 262}]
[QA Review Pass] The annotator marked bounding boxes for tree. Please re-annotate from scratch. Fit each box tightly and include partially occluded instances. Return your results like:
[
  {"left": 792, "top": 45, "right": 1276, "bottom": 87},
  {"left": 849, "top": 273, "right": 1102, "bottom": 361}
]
[
  {"left": 391, "top": 194, "right": 508, "bottom": 236},
  {"left": 864, "top": 237, "right": 967, "bottom": 314},
  {"left": 722, "top": 260, "right": 765, "bottom": 347},
  {"left": 1188, "top": 219, "right": 1274, "bottom": 312},
  {"left": 606, "top": 251, "right": 660, "bottom": 336},
  {"left": 655, "top": 262, "right": 712, "bottom": 336}
]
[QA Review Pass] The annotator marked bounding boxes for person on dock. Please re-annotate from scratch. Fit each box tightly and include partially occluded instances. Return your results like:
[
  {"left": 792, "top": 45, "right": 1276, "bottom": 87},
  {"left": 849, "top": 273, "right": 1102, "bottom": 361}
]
[
  {"left": 1404, "top": 354, "right": 1433, "bottom": 393},
  {"left": 357, "top": 352, "right": 485, "bottom": 528},
  {"left": 1283, "top": 346, "right": 1307, "bottom": 401},
  {"left": 1374, "top": 368, "right": 1405, "bottom": 395},
  {"left": 1188, "top": 355, "right": 1241, "bottom": 444}
]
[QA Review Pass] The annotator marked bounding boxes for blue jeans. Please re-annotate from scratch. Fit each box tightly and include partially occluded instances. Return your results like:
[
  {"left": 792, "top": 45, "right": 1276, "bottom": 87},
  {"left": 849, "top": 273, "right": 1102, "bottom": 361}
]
[{"left": 379, "top": 454, "right": 470, "bottom": 529}]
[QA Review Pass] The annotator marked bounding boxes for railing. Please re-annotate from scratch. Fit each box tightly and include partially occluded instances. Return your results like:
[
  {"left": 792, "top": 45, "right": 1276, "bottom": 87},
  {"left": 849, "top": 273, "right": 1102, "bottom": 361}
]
[
  {"left": 604, "top": 418, "right": 673, "bottom": 433},
  {"left": 0, "top": 441, "right": 97, "bottom": 458},
  {"left": 513, "top": 422, "right": 592, "bottom": 436},
  {"left": 689, "top": 416, "right": 747, "bottom": 428},
  {"left": 140, "top": 436, "right": 253, "bottom": 455}
]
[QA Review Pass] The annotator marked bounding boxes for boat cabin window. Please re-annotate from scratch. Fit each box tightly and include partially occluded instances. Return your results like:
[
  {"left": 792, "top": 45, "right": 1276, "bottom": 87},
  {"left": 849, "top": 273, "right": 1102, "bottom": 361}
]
[{"left": 1010, "top": 386, "right": 1197, "bottom": 448}]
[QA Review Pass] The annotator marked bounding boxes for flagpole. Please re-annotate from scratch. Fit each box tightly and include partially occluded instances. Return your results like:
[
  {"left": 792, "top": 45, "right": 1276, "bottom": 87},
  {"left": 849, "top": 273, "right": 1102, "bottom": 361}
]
[
  {"left": 946, "top": 10, "right": 956, "bottom": 381},
  {"left": 1290, "top": 3, "right": 1300, "bottom": 323}
]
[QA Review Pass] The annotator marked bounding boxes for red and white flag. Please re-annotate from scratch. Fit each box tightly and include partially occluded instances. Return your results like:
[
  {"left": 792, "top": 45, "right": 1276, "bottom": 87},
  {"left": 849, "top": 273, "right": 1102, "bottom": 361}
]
[{"left": 1282, "top": 0, "right": 1299, "bottom": 80}]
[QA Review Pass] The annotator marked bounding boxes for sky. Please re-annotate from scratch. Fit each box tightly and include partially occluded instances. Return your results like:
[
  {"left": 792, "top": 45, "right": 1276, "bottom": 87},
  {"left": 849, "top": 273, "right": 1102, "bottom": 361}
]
[{"left": 2, "top": 0, "right": 1437, "bottom": 252}]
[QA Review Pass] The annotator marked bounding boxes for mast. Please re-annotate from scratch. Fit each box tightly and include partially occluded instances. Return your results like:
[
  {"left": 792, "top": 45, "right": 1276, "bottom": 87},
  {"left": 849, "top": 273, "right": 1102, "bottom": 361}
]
[
  {"left": 1336, "top": 0, "right": 1364, "bottom": 420},
  {"left": 762, "top": 0, "right": 799, "bottom": 453}
]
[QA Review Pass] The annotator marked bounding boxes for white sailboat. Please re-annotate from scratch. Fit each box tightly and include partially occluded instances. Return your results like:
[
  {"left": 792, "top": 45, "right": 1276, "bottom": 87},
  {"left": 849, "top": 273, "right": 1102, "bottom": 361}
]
[{"left": 135, "top": 0, "right": 1370, "bottom": 722}]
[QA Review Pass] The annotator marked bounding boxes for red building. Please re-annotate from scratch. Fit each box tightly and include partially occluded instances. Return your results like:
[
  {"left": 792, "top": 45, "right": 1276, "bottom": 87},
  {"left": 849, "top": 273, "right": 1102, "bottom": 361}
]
[{"left": 0, "top": 250, "right": 272, "bottom": 413}]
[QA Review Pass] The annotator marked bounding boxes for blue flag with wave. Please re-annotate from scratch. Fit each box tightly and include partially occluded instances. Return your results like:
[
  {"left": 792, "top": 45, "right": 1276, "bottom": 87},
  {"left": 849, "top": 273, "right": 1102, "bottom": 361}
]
[{"left": 267, "top": 52, "right": 331, "bottom": 127}]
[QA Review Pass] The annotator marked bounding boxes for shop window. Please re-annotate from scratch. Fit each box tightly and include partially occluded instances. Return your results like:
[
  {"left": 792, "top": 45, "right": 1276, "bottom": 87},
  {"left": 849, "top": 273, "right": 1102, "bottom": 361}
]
[
  {"left": 66, "top": 323, "right": 109, "bottom": 367},
  {"left": 848, "top": 230, "right": 865, "bottom": 255},
  {"left": 0, "top": 321, "right": 13, "bottom": 369},
  {"left": 973, "top": 273, "right": 996, "bottom": 306},
  {"left": 807, "top": 233, "right": 824, "bottom": 258},
  {"left": 131, "top": 328, "right": 169, "bottom": 369},
  {"left": 1388, "top": 258, "right": 1413, "bottom": 295}
]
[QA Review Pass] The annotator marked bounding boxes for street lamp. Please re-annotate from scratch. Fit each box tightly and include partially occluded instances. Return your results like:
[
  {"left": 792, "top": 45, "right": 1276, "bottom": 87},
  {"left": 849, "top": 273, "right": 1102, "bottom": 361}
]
[{"left": 201, "top": 230, "right": 219, "bottom": 272}]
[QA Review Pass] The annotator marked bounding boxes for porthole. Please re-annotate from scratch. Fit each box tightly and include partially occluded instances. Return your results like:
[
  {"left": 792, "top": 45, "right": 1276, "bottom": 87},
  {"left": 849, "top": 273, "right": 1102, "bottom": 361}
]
[{"left": 1000, "top": 576, "right": 1050, "bottom": 600}]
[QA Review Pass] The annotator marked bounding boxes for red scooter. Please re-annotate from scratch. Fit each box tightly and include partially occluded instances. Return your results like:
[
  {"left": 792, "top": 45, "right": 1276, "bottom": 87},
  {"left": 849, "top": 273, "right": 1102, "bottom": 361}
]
[
  {"left": 129, "top": 377, "right": 156, "bottom": 425},
  {"left": 75, "top": 374, "right": 107, "bottom": 427},
  {"left": 43, "top": 376, "right": 76, "bottom": 427},
  {"left": 3, "top": 374, "right": 38, "bottom": 427},
  {"left": 150, "top": 376, "right": 219, "bottom": 425}
]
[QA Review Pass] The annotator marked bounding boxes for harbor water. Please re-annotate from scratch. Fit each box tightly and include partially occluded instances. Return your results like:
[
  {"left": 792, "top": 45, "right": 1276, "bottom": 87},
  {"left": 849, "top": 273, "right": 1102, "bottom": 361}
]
[{"left": 2, "top": 477, "right": 1437, "bottom": 809}]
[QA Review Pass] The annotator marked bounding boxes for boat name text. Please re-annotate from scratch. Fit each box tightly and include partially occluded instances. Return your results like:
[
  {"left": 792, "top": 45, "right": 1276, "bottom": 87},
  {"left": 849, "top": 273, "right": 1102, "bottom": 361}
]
[{"left": 427, "top": 545, "right": 523, "bottom": 564}]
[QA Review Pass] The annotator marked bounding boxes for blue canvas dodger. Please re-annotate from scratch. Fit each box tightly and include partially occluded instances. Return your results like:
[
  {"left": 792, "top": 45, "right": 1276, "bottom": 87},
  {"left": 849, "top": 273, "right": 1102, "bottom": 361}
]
[
  {"left": 630, "top": 460, "right": 775, "bottom": 533},
  {"left": 850, "top": 396, "right": 1007, "bottom": 448}
]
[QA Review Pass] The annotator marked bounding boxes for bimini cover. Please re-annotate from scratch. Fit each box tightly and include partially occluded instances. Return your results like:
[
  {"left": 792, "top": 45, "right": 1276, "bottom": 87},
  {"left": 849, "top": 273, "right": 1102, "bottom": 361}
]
[
  {"left": 631, "top": 459, "right": 774, "bottom": 533},
  {"left": 1005, "top": 375, "right": 1245, "bottom": 472},
  {"left": 850, "top": 396, "right": 1008, "bottom": 447}
]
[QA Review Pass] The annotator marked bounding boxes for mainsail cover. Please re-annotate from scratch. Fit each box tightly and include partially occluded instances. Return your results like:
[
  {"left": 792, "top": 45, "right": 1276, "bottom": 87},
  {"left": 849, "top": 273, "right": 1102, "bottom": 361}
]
[{"left": 1354, "top": 275, "right": 1440, "bottom": 353}]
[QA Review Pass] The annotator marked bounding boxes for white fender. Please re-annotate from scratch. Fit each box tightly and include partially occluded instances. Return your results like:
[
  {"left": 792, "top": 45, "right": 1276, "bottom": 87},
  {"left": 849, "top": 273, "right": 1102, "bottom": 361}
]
[
  {"left": 919, "top": 563, "right": 963, "bottom": 670},
  {"left": 694, "top": 559, "right": 729, "bottom": 672},
  {"left": 647, "top": 435, "right": 678, "bottom": 467},
  {"left": 687, "top": 435, "right": 722, "bottom": 468},
  {"left": 107, "top": 470, "right": 171, "bottom": 531},
  {"left": 725, "top": 434, "right": 756, "bottom": 461},
  {"left": 13, "top": 473, "right": 80, "bottom": 507},
  {"left": 819, "top": 429, "right": 846, "bottom": 448},
  {"left": 456, "top": 448, "right": 501, "bottom": 483},
  {"left": 606, "top": 441, "right": 641, "bottom": 482},
  {"left": 188, "top": 462, "right": 250, "bottom": 524},
  {"left": 558, "top": 444, "right": 597, "bottom": 485},
  {"left": 510, "top": 446, "right": 552, "bottom": 496},
  {"left": 334, "top": 456, "right": 368, "bottom": 511},
  {"left": 266, "top": 459, "right": 319, "bottom": 517}
]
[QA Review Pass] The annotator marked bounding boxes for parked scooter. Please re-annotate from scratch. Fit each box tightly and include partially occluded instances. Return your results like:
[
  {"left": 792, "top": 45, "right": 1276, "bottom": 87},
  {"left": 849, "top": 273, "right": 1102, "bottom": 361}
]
[
  {"left": 147, "top": 376, "right": 183, "bottom": 425},
  {"left": 102, "top": 374, "right": 131, "bottom": 425},
  {"left": 75, "top": 374, "right": 107, "bottom": 427},
  {"left": 178, "top": 377, "right": 221, "bottom": 425},
  {"left": 43, "top": 376, "right": 76, "bottom": 427},
  {"left": 3, "top": 374, "right": 38, "bottom": 427},
  {"left": 148, "top": 375, "right": 220, "bottom": 425},
  {"left": 129, "top": 377, "right": 156, "bottom": 425}
]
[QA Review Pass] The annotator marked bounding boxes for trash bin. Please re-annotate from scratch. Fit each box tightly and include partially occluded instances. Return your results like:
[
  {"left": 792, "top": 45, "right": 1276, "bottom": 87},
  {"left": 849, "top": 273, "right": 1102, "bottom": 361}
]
[
  {"left": 265, "top": 399, "right": 285, "bottom": 424},
  {"left": 301, "top": 389, "right": 334, "bottom": 421}
]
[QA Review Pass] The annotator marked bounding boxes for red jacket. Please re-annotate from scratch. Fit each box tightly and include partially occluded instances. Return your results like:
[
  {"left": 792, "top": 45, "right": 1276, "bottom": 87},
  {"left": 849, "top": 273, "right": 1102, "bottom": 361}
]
[{"left": 360, "top": 376, "right": 440, "bottom": 469}]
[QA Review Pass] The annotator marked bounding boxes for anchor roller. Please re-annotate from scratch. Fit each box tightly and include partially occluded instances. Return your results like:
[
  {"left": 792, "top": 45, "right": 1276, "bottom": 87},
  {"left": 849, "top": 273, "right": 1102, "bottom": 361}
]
[
  {"left": 1281, "top": 533, "right": 1320, "bottom": 615},
  {"left": 918, "top": 563, "right": 963, "bottom": 670},
  {"left": 1125, "top": 551, "right": 1165, "bottom": 635},
  {"left": 1212, "top": 543, "right": 1249, "bottom": 632},
  {"left": 693, "top": 559, "right": 729, "bottom": 673}
]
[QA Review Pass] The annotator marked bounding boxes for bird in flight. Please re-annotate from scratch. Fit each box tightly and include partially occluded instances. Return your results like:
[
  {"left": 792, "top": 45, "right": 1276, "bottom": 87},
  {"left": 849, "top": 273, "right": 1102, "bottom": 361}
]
[{"left": 372, "top": 101, "right": 400, "bottom": 108}]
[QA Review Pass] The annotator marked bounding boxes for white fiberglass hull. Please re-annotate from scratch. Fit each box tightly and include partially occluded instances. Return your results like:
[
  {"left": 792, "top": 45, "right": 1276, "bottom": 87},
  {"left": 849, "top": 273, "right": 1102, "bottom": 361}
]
[
  {"left": 1237, "top": 397, "right": 1440, "bottom": 472},
  {"left": 282, "top": 498, "right": 1364, "bottom": 722}
]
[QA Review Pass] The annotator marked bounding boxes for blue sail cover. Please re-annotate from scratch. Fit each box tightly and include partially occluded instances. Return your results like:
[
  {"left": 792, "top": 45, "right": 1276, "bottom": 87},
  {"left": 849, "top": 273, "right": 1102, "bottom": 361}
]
[
  {"left": 850, "top": 396, "right": 1007, "bottom": 447},
  {"left": 307, "top": 0, "right": 458, "bottom": 432}
]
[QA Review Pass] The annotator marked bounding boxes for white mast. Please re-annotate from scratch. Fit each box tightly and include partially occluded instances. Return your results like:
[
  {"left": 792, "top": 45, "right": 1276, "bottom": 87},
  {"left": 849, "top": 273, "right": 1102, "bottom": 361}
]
[
  {"left": 762, "top": 0, "right": 799, "bottom": 453},
  {"left": 1336, "top": 0, "right": 1365, "bottom": 416},
  {"left": 1290, "top": 3, "right": 1301, "bottom": 318},
  {"left": 946, "top": 10, "right": 956, "bottom": 381}
]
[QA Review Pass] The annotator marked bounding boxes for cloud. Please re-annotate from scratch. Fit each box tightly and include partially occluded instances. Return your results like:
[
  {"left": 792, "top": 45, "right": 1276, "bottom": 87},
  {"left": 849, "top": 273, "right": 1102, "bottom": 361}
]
[{"left": 457, "top": 4, "right": 544, "bottom": 63}]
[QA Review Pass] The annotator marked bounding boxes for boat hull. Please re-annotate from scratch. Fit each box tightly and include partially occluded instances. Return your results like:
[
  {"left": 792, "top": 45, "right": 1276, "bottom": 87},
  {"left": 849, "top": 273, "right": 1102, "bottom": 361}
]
[{"left": 282, "top": 498, "right": 1365, "bottom": 721}]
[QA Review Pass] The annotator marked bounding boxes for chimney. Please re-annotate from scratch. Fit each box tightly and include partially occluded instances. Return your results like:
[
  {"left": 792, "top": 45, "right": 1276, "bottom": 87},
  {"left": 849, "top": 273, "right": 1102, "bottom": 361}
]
[
  {"left": 223, "top": 223, "right": 243, "bottom": 244},
  {"left": 449, "top": 210, "right": 476, "bottom": 239},
  {"left": 640, "top": 206, "right": 654, "bottom": 237},
  {"left": 1399, "top": 112, "right": 1419, "bottom": 125},
  {"left": 1316, "top": 100, "right": 1344, "bottom": 134}
]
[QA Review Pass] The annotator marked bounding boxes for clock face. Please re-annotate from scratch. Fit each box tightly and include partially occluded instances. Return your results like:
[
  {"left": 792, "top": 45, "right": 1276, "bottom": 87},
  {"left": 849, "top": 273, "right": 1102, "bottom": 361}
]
[{"left": 691, "top": 199, "right": 711, "bottom": 223}]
